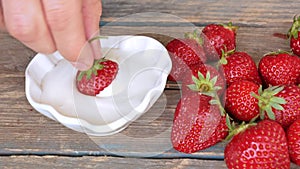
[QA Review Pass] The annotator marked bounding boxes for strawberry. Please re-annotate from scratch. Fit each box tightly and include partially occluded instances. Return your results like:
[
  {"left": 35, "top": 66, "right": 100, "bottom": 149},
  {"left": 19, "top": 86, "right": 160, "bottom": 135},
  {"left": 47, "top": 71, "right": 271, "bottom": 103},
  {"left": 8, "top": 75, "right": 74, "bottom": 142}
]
[
  {"left": 76, "top": 58, "right": 118, "bottom": 96},
  {"left": 201, "top": 22, "right": 238, "bottom": 61},
  {"left": 171, "top": 93, "right": 228, "bottom": 153},
  {"left": 287, "top": 119, "right": 300, "bottom": 165},
  {"left": 288, "top": 15, "right": 300, "bottom": 56},
  {"left": 224, "top": 120, "right": 290, "bottom": 169},
  {"left": 258, "top": 50, "right": 300, "bottom": 87},
  {"left": 253, "top": 85, "right": 300, "bottom": 129},
  {"left": 166, "top": 30, "right": 207, "bottom": 81},
  {"left": 219, "top": 50, "right": 261, "bottom": 86},
  {"left": 225, "top": 80, "right": 260, "bottom": 122},
  {"left": 182, "top": 63, "right": 226, "bottom": 97}
]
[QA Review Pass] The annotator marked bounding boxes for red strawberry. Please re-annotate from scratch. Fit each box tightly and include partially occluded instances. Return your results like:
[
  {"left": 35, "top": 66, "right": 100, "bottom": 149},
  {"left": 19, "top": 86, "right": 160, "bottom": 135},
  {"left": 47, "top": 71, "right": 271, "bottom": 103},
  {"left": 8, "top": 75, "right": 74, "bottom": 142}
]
[
  {"left": 171, "top": 93, "right": 228, "bottom": 153},
  {"left": 166, "top": 30, "right": 207, "bottom": 81},
  {"left": 287, "top": 119, "right": 300, "bottom": 165},
  {"left": 182, "top": 63, "right": 226, "bottom": 97},
  {"left": 288, "top": 15, "right": 300, "bottom": 56},
  {"left": 201, "top": 22, "right": 238, "bottom": 61},
  {"left": 258, "top": 51, "right": 300, "bottom": 86},
  {"left": 224, "top": 120, "right": 290, "bottom": 169},
  {"left": 220, "top": 51, "right": 261, "bottom": 86},
  {"left": 76, "top": 58, "right": 118, "bottom": 96},
  {"left": 253, "top": 85, "right": 300, "bottom": 129},
  {"left": 225, "top": 80, "right": 260, "bottom": 122}
]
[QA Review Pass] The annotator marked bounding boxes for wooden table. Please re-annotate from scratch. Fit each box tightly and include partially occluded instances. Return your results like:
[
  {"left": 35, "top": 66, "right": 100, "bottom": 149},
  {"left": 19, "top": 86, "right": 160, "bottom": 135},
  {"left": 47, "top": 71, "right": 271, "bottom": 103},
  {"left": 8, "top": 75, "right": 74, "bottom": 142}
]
[{"left": 1, "top": 0, "right": 300, "bottom": 168}]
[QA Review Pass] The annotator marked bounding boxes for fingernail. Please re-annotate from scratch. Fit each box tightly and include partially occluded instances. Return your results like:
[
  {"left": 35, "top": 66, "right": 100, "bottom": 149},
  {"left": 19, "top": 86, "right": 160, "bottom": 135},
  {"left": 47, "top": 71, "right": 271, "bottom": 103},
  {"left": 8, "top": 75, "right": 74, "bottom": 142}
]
[
  {"left": 90, "top": 39, "right": 102, "bottom": 60},
  {"left": 71, "top": 44, "right": 94, "bottom": 71},
  {"left": 71, "top": 61, "right": 90, "bottom": 71}
]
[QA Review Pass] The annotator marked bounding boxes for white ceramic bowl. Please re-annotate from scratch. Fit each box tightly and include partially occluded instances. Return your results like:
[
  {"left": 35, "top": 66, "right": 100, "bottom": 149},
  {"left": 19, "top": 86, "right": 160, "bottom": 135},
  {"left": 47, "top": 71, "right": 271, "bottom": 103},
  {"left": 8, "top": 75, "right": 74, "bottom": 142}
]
[{"left": 25, "top": 36, "right": 172, "bottom": 136}]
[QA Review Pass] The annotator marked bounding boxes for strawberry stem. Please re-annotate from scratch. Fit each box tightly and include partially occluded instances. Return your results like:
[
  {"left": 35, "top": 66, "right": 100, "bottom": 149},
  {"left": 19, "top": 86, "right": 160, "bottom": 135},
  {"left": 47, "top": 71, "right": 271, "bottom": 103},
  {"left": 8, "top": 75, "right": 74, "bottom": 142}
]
[
  {"left": 209, "top": 94, "right": 226, "bottom": 116},
  {"left": 225, "top": 116, "right": 257, "bottom": 141},
  {"left": 218, "top": 48, "right": 236, "bottom": 65},
  {"left": 88, "top": 36, "right": 109, "bottom": 43}
]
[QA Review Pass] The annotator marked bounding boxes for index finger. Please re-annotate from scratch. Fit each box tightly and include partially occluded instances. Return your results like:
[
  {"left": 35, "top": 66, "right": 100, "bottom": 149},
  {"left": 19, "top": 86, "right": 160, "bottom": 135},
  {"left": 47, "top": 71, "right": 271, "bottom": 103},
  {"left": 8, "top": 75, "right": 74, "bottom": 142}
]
[
  {"left": 82, "top": 0, "right": 102, "bottom": 60},
  {"left": 42, "top": 0, "right": 94, "bottom": 71}
]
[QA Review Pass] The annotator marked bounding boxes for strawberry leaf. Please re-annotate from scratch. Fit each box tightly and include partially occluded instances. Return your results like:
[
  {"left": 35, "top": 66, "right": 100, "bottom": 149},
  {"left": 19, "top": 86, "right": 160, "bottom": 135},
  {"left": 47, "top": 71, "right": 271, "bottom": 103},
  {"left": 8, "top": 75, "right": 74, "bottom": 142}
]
[
  {"left": 198, "top": 71, "right": 205, "bottom": 80},
  {"left": 77, "top": 72, "right": 85, "bottom": 81},
  {"left": 254, "top": 85, "right": 286, "bottom": 121},
  {"left": 187, "top": 84, "right": 199, "bottom": 91},
  {"left": 214, "top": 86, "right": 222, "bottom": 91},
  {"left": 202, "top": 91, "right": 216, "bottom": 97},
  {"left": 86, "top": 69, "right": 93, "bottom": 80},
  {"left": 184, "top": 29, "right": 203, "bottom": 45},
  {"left": 211, "top": 76, "right": 218, "bottom": 86},
  {"left": 219, "top": 49, "right": 228, "bottom": 65},
  {"left": 271, "top": 86, "right": 285, "bottom": 95},
  {"left": 76, "top": 58, "right": 107, "bottom": 81},
  {"left": 192, "top": 75, "right": 200, "bottom": 84},
  {"left": 209, "top": 99, "right": 219, "bottom": 105},
  {"left": 272, "top": 103, "right": 284, "bottom": 111},
  {"left": 206, "top": 72, "right": 211, "bottom": 81},
  {"left": 270, "top": 97, "right": 286, "bottom": 104},
  {"left": 258, "top": 85, "right": 263, "bottom": 95},
  {"left": 288, "top": 15, "right": 300, "bottom": 39},
  {"left": 221, "top": 22, "right": 239, "bottom": 32},
  {"left": 259, "top": 110, "right": 265, "bottom": 120},
  {"left": 266, "top": 107, "right": 276, "bottom": 120},
  {"left": 226, "top": 114, "right": 234, "bottom": 131},
  {"left": 264, "top": 50, "right": 293, "bottom": 56}
]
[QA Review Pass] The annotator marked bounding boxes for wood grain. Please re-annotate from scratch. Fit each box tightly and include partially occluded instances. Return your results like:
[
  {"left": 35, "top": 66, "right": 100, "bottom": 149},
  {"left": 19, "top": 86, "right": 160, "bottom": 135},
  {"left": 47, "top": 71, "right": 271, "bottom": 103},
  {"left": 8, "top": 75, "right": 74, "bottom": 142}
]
[
  {"left": 1, "top": 156, "right": 299, "bottom": 169},
  {"left": 0, "top": 156, "right": 227, "bottom": 169},
  {"left": 101, "top": 0, "right": 299, "bottom": 25}
]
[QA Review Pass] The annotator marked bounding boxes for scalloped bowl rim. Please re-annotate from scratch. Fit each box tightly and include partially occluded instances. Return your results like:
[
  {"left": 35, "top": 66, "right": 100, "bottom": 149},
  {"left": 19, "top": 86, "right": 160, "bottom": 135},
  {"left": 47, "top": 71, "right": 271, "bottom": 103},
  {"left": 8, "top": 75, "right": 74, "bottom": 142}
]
[{"left": 25, "top": 35, "right": 172, "bottom": 136}]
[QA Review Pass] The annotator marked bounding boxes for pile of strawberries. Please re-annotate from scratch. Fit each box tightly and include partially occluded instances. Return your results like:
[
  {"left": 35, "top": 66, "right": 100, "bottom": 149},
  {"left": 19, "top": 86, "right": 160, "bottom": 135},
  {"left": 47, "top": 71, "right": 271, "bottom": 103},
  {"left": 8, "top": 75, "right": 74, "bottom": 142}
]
[{"left": 167, "top": 15, "right": 300, "bottom": 168}]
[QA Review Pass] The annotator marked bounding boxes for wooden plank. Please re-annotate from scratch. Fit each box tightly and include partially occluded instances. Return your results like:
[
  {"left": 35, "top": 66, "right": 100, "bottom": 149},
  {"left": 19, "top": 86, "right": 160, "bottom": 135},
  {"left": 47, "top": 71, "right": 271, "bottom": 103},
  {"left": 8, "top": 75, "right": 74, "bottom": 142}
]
[
  {"left": 101, "top": 0, "right": 300, "bottom": 25},
  {"left": 1, "top": 156, "right": 299, "bottom": 169},
  {"left": 0, "top": 31, "right": 35, "bottom": 74},
  {"left": 0, "top": 156, "right": 227, "bottom": 169}
]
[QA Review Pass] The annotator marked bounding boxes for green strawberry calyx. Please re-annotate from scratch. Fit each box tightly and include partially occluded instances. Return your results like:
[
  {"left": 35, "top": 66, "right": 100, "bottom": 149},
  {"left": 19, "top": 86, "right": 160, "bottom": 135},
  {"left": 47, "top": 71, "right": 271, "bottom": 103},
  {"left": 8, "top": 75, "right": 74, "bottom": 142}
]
[
  {"left": 184, "top": 29, "right": 203, "bottom": 45},
  {"left": 264, "top": 49, "right": 293, "bottom": 56},
  {"left": 187, "top": 71, "right": 221, "bottom": 96},
  {"left": 219, "top": 48, "right": 236, "bottom": 65},
  {"left": 77, "top": 58, "right": 107, "bottom": 81},
  {"left": 187, "top": 71, "right": 225, "bottom": 116},
  {"left": 221, "top": 22, "right": 239, "bottom": 33},
  {"left": 288, "top": 15, "right": 300, "bottom": 39},
  {"left": 251, "top": 85, "right": 287, "bottom": 120},
  {"left": 225, "top": 114, "right": 257, "bottom": 141}
]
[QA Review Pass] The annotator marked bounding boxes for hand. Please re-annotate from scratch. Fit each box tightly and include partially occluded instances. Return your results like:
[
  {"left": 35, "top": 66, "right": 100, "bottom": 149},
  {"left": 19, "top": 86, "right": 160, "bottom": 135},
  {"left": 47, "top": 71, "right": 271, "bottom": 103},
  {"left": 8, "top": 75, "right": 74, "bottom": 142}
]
[{"left": 0, "top": 0, "right": 102, "bottom": 71}]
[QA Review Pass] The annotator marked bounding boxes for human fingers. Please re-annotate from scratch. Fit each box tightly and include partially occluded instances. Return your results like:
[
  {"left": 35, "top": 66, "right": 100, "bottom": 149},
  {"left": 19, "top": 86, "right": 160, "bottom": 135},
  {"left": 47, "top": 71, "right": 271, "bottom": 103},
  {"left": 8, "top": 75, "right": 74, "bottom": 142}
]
[
  {"left": 1, "top": 0, "right": 56, "bottom": 53},
  {"left": 0, "top": 1, "right": 6, "bottom": 31},
  {"left": 42, "top": 0, "right": 94, "bottom": 71},
  {"left": 82, "top": 0, "right": 102, "bottom": 60}
]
